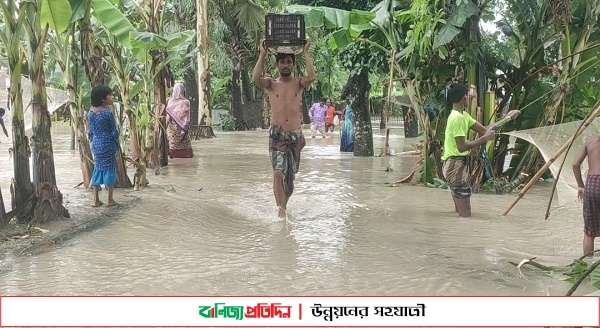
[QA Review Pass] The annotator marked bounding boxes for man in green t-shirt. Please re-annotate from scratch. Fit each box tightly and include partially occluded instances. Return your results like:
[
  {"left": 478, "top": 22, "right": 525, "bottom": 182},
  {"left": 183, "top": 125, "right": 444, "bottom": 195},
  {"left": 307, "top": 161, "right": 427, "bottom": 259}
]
[{"left": 442, "top": 83, "right": 518, "bottom": 217}]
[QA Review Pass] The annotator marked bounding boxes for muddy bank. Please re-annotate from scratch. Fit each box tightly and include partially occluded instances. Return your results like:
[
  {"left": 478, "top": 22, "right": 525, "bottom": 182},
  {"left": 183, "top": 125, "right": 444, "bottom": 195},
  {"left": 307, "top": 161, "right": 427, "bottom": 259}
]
[{"left": 0, "top": 195, "right": 141, "bottom": 258}]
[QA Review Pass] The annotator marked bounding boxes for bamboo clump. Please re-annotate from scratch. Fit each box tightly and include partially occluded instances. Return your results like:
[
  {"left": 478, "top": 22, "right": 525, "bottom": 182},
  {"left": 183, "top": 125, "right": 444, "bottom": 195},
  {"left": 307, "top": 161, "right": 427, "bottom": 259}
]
[{"left": 501, "top": 99, "right": 600, "bottom": 216}]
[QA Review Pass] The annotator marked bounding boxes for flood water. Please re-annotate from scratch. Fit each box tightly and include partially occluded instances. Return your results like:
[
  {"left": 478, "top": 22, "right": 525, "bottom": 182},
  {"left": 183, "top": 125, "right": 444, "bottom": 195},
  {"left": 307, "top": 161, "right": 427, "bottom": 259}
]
[{"left": 0, "top": 124, "right": 593, "bottom": 296}]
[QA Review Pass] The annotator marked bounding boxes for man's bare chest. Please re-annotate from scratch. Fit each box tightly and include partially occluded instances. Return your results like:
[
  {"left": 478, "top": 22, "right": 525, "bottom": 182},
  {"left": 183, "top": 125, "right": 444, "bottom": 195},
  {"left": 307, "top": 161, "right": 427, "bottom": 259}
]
[{"left": 269, "top": 82, "right": 302, "bottom": 98}]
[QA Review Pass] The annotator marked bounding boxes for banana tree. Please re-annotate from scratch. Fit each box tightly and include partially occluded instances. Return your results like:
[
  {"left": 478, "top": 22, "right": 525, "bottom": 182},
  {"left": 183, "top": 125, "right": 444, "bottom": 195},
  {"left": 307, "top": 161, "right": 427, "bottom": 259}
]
[
  {"left": 80, "top": 0, "right": 133, "bottom": 188},
  {"left": 364, "top": 0, "right": 404, "bottom": 133},
  {"left": 196, "top": 0, "right": 215, "bottom": 137},
  {"left": 102, "top": 33, "right": 140, "bottom": 169},
  {"left": 21, "top": 0, "right": 72, "bottom": 223},
  {"left": 127, "top": 30, "right": 196, "bottom": 188},
  {"left": 46, "top": 0, "right": 94, "bottom": 190},
  {"left": 0, "top": 0, "right": 33, "bottom": 223},
  {"left": 138, "top": 0, "right": 171, "bottom": 170},
  {"left": 493, "top": 0, "right": 600, "bottom": 180},
  {"left": 90, "top": 0, "right": 195, "bottom": 188},
  {"left": 540, "top": 0, "right": 600, "bottom": 125}
]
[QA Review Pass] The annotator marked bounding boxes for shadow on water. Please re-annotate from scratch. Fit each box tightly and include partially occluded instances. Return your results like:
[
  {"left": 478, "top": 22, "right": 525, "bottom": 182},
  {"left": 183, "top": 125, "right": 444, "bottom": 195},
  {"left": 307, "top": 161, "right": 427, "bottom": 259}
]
[{"left": 0, "top": 125, "right": 592, "bottom": 295}]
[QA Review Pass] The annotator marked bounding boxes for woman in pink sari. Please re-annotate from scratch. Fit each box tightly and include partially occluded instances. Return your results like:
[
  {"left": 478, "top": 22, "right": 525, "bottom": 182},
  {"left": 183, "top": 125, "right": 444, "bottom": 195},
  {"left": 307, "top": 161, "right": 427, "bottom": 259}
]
[{"left": 165, "top": 83, "right": 194, "bottom": 158}]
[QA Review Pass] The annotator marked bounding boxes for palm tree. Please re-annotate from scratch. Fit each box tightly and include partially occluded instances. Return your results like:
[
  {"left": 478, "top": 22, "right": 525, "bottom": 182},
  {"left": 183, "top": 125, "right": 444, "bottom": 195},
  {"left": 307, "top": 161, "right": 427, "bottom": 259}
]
[{"left": 217, "top": 0, "right": 264, "bottom": 131}]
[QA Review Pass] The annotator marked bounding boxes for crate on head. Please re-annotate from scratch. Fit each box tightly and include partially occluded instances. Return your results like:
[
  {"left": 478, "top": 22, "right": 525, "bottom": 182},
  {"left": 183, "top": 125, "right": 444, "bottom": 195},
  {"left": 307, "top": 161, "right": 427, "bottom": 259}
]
[{"left": 265, "top": 13, "right": 306, "bottom": 54}]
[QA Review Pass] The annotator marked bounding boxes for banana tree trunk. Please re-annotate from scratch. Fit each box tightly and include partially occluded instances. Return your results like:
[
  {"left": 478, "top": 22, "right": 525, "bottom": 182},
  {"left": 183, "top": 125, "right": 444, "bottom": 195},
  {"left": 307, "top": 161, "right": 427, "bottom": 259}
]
[
  {"left": 404, "top": 78, "right": 442, "bottom": 184},
  {"left": 151, "top": 54, "right": 170, "bottom": 171},
  {"left": 80, "top": 1, "right": 105, "bottom": 87},
  {"left": 342, "top": 70, "right": 373, "bottom": 157},
  {"left": 9, "top": 63, "right": 34, "bottom": 223},
  {"left": 24, "top": 3, "right": 69, "bottom": 223},
  {"left": 1, "top": 0, "right": 34, "bottom": 222},
  {"left": 196, "top": 0, "right": 215, "bottom": 138},
  {"left": 144, "top": 0, "right": 170, "bottom": 171},
  {"left": 69, "top": 32, "right": 93, "bottom": 190}
]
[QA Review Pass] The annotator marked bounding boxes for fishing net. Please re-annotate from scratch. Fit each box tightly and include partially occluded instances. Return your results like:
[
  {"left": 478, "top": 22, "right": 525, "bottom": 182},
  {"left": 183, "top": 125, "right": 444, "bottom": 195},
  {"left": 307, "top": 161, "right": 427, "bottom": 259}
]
[
  {"left": 0, "top": 70, "right": 70, "bottom": 133},
  {"left": 502, "top": 118, "right": 600, "bottom": 207}
]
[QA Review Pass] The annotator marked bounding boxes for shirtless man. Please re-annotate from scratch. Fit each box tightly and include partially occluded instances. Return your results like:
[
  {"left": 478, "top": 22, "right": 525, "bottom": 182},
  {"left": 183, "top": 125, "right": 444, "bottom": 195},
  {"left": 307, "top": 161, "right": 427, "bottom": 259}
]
[
  {"left": 252, "top": 39, "right": 315, "bottom": 218},
  {"left": 573, "top": 135, "right": 600, "bottom": 256}
]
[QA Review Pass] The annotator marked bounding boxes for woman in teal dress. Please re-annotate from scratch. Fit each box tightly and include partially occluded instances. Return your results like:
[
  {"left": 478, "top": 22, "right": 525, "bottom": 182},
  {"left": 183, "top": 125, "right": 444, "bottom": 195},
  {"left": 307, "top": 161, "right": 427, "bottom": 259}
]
[{"left": 340, "top": 101, "right": 354, "bottom": 152}]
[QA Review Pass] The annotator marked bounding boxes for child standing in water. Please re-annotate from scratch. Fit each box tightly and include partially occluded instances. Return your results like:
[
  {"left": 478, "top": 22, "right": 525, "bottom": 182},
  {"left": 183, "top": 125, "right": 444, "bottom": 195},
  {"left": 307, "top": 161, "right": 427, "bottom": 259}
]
[{"left": 88, "top": 86, "right": 119, "bottom": 207}]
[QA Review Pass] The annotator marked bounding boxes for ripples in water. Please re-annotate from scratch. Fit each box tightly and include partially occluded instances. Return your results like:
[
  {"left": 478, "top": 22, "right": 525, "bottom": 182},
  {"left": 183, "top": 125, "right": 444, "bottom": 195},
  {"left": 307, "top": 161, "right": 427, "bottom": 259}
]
[{"left": 0, "top": 126, "right": 593, "bottom": 296}]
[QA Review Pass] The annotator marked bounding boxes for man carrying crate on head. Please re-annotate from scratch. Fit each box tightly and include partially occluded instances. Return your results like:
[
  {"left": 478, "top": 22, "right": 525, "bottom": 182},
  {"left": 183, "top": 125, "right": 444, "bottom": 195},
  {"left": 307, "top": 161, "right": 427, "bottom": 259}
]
[{"left": 252, "top": 38, "right": 315, "bottom": 219}]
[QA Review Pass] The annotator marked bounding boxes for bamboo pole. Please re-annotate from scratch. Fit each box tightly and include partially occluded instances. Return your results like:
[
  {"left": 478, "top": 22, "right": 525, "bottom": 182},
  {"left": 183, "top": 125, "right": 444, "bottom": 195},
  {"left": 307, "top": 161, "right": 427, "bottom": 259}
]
[
  {"left": 501, "top": 100, "right": 600, "bottom": 216},
  {"left": 382, "top": 49, "right": 396, "bottom": 156},
  {"left": 484, "top": 91, "right": 496, "bottom": 157}
]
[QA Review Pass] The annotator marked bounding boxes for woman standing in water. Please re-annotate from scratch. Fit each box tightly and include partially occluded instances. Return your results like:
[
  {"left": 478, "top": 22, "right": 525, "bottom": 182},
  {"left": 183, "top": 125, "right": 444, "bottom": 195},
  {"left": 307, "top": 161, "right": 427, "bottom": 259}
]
[
  {"left": 340, "top": 99, "right": 354, "bottom": 152},
  {"left": 88, "top": 85, "right": 119, "bottom": 207},
  {"left": 165, "top": 83, "right": 194, "bottom": 158}
]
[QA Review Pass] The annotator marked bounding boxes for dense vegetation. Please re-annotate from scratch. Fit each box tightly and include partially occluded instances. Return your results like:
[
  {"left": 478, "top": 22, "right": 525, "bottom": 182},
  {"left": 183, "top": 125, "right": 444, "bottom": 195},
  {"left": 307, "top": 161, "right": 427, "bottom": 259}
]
[{"left": 0, "top": 0, "right": 599, "bottom": 225}]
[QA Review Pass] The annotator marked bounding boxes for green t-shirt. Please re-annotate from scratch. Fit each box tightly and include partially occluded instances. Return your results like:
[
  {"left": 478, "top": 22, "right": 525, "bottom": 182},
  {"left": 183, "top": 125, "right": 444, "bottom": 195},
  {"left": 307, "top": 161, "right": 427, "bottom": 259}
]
[{"left": 442, "top": 109, "right": 476, "bottom": 160}]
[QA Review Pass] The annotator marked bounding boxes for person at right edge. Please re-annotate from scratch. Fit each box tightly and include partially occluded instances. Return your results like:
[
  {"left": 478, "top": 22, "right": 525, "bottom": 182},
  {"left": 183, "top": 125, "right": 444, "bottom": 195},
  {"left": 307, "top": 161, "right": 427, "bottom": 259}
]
[
  {"left": 441, "top": 83, "right": 519, "bottom": 217},
  {"left": 573, "top": 132, "right": 600, "bottom": 257},
  {"left": 252, "top": 38, "right": 315, "bottom": 219}
]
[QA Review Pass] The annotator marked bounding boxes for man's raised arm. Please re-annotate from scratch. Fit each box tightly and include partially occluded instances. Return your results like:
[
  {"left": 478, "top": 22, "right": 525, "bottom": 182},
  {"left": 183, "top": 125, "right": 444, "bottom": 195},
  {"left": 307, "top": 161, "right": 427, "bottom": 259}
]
[
  {"left": 252, "top": 39, "right": 271, "bottom": 89},
  {"left": 300, "top": 39, "right": 315, "bottom": 88}
]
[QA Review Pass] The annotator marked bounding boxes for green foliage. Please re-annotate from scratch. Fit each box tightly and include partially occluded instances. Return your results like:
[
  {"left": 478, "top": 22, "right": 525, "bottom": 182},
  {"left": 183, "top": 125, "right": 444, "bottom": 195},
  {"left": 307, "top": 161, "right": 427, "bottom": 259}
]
[
  {"left": 591, "top": 265, "right": 600, "bottom": 290},
  {"left": 479, "top": 178, "right": 507, "bottom": 193},
  {"left": 208, "top": 18, "right": 233, "bottom": 80},
  {"left": 565, "top": 259, "right": 600, "bottom": 295},
  {"left": 294, "top": 0, "right": 380, "bottom": 12},
  {"left": 565, "top": 259, "right": 588, "bottom": 283},
  {"left": 91, "top": 0, "right": 135, "bottom": 49},
  {"left": 287, "top": 0, "right": 390, "bottom": 82},
  {"left": 41, "top": 0, "right": 73, "bottom": 33},
  {"left": 338, "top": 42, "right": 388, "bottom": 76},
  {"left": 68, "top": 0, "right": 86, "bottom": 24},
  {"left": 217, "top": 112, "right": 237, "bottom": 131},
  {"left": 211, "top": 76, "right": 232, "bottom": 109},
  {"left": 427, "top": 177, "right": 448, "bottom": 189}
]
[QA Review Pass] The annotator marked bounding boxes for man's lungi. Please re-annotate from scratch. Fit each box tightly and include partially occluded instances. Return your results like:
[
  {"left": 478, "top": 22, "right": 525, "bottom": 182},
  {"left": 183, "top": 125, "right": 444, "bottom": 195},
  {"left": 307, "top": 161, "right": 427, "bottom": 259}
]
[{"left": 269, "top": 124, "right": 306, "bottom": 198}]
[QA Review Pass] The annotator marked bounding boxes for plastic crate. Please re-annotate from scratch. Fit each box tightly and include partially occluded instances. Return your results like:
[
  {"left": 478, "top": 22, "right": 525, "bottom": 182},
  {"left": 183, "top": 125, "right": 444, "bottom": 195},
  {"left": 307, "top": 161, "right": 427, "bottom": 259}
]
[{"left": 265, "top": 14, "right": 306, "bottom": 54}]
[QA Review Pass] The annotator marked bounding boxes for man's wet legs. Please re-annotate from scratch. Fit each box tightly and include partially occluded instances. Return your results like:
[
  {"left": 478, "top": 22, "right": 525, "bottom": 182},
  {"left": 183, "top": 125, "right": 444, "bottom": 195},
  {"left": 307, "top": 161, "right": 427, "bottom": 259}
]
[
  {"left": 584, "top": 234, "right": 595, "bottom": 257},
  {"left": 273, "top": 170, "right": 287, "bottom": 218},
  {"left": 452, "top": 195, "right": 471, "bottom": 217},
  {"left": 451, "top": 195, "right": 458, "bottom": 213}
]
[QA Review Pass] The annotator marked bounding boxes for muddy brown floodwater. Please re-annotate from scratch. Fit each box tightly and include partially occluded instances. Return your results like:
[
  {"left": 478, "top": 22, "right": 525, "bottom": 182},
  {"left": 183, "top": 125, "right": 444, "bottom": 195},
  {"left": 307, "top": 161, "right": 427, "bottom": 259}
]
[{"left": 0, "top": 124, "right": 592, "bottom": 296}]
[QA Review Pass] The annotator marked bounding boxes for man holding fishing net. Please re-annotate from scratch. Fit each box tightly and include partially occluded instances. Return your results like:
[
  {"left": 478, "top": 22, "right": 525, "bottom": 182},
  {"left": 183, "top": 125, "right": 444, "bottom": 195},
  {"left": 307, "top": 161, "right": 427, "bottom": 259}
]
[
  {"left": 442, "top": 83, "right": 520, "bottom": 217},
  {"left": 573, "top": 130, "right": 600, "bottom": 257}
]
